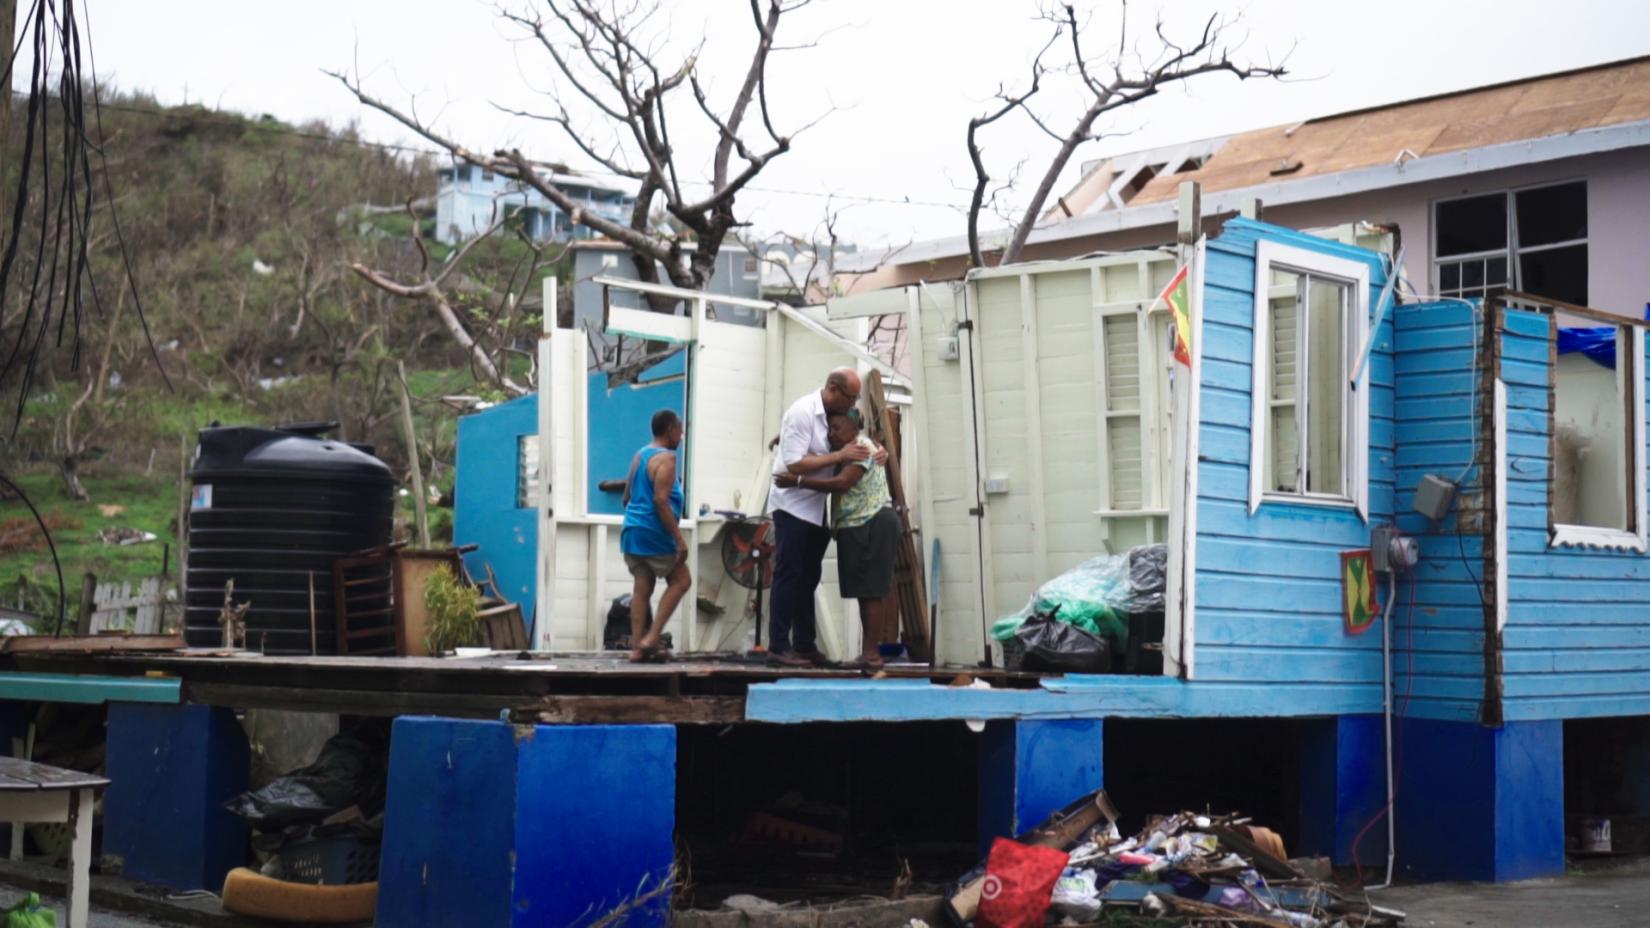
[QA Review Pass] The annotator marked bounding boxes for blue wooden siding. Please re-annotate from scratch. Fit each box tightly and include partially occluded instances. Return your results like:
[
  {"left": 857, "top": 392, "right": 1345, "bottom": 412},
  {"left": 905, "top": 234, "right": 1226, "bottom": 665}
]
[
  {"left": 1499, "top": 308, "right": 1650, "bottom": 721},
  {"left": 1191, "top": 218, "right": 1389, "bottom": 715},
  {"left": 1391, "top": 301, "right": 1490, "bottom": 723},
  {"left": 454, "top": 394, "right": 539, "bottom": 625}
]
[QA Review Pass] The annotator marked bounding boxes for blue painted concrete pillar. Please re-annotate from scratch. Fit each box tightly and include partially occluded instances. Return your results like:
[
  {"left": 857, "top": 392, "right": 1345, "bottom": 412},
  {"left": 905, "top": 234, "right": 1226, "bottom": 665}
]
[
  {"left": 376, "top": 718, "right": 520, "bottom": 928},
  {"left": 978, "top": 719, "right": 1103, "bottom": 855},
  {"left": 1298, "top": 714, "right": 1385, "bottom": 867},
  {"left": 103, "top": 703, "right": 249, "bottom": 891},
  {"left": 376, "top": 718, "right": 677, "bottom": 928},
  {"left": 513, "top": 725, "right": 676, "bottom": 927},
  {"left": 1395, "top": 718, "right": 1563, "bottom": 882}
]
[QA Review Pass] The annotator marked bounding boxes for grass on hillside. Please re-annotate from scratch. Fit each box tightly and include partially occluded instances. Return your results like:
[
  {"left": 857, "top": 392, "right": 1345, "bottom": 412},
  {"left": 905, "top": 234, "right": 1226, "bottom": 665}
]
[
  {"left": 3, "top": 365, "right": 482, "bottom": 621},
  {"left": 1, "top": 472, "right": 180, "bottom": 627}
]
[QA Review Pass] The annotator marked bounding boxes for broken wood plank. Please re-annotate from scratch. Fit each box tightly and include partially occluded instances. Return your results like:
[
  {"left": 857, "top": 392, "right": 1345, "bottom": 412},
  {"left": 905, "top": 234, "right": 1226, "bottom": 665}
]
[
  {"left": 865, "top": 370, "right": 931, "bottom": 661},
  {"left": 1, "top": 635, "right": 185, "bottom": 655},
  {"left": 531, "top": 695, "right": 744, "bottom": 725}
]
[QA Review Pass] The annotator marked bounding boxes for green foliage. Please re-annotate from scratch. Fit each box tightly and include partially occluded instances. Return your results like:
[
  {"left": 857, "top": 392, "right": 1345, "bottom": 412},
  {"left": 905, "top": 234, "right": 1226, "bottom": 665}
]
[
  {"left": 423, "top": 564, "right": 482, "bottom": 654},
  {"left": 0, "top": 471, "right": 180, "bottom": 627}
]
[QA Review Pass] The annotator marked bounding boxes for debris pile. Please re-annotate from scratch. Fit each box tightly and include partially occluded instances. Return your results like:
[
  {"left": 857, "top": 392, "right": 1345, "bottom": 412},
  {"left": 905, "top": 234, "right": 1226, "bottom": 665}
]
[{"left": 947, "top": 790, "right": 1405, "bottom": 927}]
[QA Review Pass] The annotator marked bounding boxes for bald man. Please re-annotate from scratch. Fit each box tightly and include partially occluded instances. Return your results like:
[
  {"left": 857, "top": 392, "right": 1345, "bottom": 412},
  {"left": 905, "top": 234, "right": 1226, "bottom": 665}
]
[{"left": 766, "top": 368, "right": 879, "bottom": 668}]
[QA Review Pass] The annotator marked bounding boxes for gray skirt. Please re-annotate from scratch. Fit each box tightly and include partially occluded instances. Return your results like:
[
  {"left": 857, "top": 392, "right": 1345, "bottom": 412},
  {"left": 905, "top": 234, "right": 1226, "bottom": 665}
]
[{"left": 836, "top": 507, "right": 900, "bottom": 599}]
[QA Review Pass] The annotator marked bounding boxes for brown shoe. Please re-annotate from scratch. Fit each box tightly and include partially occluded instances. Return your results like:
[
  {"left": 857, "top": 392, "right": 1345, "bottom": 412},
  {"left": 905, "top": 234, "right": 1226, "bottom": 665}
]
[
  {"left": 766, "top": 651, "right": 813, "bottom": 669},
  {"left": 798, "top": 650, "right": 836, "bottom": 668}
]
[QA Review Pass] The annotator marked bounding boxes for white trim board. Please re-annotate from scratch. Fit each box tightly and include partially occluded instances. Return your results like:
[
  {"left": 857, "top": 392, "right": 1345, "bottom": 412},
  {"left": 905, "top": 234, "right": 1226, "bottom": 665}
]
[{"left": 1247, "top": 240, "right": 1372, "bottom": 520}]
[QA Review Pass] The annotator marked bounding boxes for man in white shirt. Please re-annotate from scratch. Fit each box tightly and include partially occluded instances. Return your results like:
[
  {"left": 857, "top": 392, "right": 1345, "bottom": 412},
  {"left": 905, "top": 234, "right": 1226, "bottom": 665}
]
[{"left": 766, "top": 368, "right": 876, "bottom": 668}]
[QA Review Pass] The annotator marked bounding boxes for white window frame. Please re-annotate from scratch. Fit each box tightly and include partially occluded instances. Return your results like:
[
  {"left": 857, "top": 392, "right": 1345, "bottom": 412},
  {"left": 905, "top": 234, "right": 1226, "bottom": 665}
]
[
  {"left": 1432, "top": 180, "right": 1588, "bottom": 303},
  {"left": 1248, "top": 241, "right": 1370, "bottom": 519},
  {"left": 1550, "top": 324, "right": 1647, "bottom": 552},
  {"left": 1091, "top": 264, "right": 1175, "bottom": 520}
]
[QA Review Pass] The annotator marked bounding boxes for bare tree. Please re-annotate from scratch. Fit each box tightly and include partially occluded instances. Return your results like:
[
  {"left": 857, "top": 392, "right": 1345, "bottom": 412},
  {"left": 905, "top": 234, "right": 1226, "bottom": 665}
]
[
  {"left": 331, "top": 0, "right": 825, "bottom": 312},
  {"left": 967, "top": 3, "right": 1287, "bottom": 268},
  {"left": 347, "top": 201, "right": 564, "bottom": 397}
]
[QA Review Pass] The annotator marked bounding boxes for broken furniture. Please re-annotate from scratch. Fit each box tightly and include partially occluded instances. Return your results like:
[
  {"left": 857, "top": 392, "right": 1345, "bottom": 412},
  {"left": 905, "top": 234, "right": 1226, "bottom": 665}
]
[{"left": 0, "top": 757, "right": 108, "bottom": 928}]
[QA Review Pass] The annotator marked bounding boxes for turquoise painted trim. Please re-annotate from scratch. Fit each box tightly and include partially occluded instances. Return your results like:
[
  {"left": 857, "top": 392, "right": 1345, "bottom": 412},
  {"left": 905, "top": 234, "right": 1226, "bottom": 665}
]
[
  {"left": 743, "top": 675, "right": 1381, "bottom": 723},
  {"left": 0, "top": 671, "right": 180, "bottom": 705}
]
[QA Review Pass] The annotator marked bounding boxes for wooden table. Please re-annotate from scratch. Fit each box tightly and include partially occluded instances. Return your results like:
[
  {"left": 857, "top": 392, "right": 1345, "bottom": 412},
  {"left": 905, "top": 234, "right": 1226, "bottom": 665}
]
[{"left": 0, "top": 757, "right": 108, "bottom": 928}]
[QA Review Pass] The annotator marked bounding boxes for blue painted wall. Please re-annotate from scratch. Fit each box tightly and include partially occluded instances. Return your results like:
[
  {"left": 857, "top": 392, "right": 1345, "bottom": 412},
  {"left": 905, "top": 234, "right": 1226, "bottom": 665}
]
[
  {"left": 1190, "top": 218, "right": 1391, "bottom": 711},
  {"left": 513, "top": 725, "right": 676, "bottom": 927},
  {"left": 1391, "top": 300, "right": 1491, "bottom": 723},
  {"left": 454, "top": 394, "right": 539, "bottom": 632},
  {"left": 1498, "top": 307, "right": 1650, "bottom": 721},
  {"left": 377, "top": 718, "right": 519, "bottom": 928},
  {"left": 1297, "top": 714, "right": 1385, "bottom": 867},
  {"left": 453, "top": 357, "right": 686, "bottom": 638},
  {"left": 586, "top": 353, "right": 687, "bottom": 517},
  {"left": 1395, "top": 717, "right": 1564, "bottom": 882},
  {"left": 103, "top": 704, "right": 249, "bottom": 891},
  {"left": 978, "top": 719, "right": 1102, "bottom": 855}
]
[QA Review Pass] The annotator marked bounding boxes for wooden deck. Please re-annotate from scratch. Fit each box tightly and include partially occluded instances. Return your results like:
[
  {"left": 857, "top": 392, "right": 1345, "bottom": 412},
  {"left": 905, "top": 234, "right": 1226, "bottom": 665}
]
[{"left": 0, "top": 649, "right": 1042, "bottom": 724}]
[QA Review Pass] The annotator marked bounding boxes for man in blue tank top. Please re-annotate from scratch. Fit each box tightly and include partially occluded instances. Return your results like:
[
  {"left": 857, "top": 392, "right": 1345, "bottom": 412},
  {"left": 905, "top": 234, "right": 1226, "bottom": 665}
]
[{"left": 621, "top": 409, "right": 689, "bottom": 662}]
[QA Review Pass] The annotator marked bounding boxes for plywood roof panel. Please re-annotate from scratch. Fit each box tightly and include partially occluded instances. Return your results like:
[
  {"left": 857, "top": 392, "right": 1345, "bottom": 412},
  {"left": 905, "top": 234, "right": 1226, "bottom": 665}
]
[{"left": 1087, "top": 55, "right": 1650, "bottom": 213}]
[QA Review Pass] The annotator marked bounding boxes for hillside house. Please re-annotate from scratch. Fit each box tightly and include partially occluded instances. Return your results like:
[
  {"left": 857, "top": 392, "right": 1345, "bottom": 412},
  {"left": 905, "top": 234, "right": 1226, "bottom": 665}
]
[{"left": 434, "top": 160, "right": 634, "bottom": 245}]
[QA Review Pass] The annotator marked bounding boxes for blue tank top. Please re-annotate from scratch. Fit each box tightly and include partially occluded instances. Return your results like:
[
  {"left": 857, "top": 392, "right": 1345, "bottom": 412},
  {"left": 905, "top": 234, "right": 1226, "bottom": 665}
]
[{"left": 621, "top": 446, "right": 683, "bottom": 556}]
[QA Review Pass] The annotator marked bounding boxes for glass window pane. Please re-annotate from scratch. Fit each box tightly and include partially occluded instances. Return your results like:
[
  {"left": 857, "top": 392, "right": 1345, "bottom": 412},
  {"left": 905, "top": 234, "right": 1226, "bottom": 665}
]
[
  {"left": 1305, "top": 278, "right": 1346, "bottom": 496},
  {"left": 1463, "top": 260, "right": 1484, "bottom": 288},
  {"left": 1515, "top": 181, "right": 1587, "bottom": 247},
  {"left": 1519, "top": 243, "right": 1588, "bottom": 306},
  {"left": 1440, "top": 262, "right": 1460, "bottom": 291},
  {"left": 1270, "top": 407, "right": 1298, "bottom": 493},
  {"left": 1553, "top": 328, "right": 1625, "bottom": 530},
  {"left": 1486, "top": 256, "right": 1508, "bottom": 286},
  {"left": 1436, "top": 193, "right": 1507, "bottom": 257}
]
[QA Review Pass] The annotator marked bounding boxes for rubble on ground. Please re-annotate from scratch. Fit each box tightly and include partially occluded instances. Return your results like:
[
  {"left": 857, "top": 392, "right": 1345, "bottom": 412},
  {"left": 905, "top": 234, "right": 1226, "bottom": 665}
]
[{"left": 949, "top": 790, "right": 1405, "bottom": 927}]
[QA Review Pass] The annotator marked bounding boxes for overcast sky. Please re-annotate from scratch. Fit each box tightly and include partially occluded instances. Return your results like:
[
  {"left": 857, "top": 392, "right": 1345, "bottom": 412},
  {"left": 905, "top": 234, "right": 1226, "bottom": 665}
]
[{"left": 37, "top": 0, "right": 1650, "bottom": 247}]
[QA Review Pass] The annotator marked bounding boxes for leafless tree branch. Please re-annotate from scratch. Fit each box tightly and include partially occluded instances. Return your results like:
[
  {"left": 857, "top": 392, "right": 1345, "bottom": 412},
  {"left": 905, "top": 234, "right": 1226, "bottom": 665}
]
[{"left": 968, "top": 2, "right": 1288, "bottom": 267}]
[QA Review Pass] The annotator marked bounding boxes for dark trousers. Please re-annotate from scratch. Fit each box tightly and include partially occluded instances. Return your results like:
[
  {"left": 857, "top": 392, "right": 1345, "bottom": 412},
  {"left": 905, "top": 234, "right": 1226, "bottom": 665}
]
[{"left": 770, "top": 508, "right": 832, "bottom": 654}]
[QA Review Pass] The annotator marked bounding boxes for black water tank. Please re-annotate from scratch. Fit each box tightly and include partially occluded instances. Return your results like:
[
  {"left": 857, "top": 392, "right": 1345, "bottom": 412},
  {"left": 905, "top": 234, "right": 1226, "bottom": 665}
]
[{"left": 184, "top": 423, "right": 395, "bottom": 653}]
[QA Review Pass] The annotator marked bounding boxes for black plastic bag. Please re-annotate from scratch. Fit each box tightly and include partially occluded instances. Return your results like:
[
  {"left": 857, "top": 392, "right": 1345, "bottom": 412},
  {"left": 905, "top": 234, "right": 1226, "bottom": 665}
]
[
  {"left": 226, "top": 730, "right": 387, "bottom": 831},
  {"left": 603, "top": 595, "right": 634, "bottom": 650},
  {"left": 1015, "top": 610, "right": 1111, "bottom": 674},
  {"left": 1125, "top": 543, "right": 1168, "bottom": 612}
]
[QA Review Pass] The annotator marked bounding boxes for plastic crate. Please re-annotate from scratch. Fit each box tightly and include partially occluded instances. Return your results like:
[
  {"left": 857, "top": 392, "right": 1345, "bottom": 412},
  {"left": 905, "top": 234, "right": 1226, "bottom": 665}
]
[
  {"left": 278, "top": 834, "right": 380, "bottom": 886},
  {"left": 1001, "top": 637, "right": 1024, "bottom": 671}
]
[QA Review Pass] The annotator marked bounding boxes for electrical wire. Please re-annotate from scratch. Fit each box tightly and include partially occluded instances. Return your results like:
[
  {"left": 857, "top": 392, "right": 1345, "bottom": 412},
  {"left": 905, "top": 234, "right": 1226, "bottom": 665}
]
[
  {"left": 5, "top": 90, "right": 966, "bottom": 211},
  {"left": 0, "top": 470, "right": 65, "bottom": 635},
  {"left": 0, "top": 0, "right": 168, "bottom": 435}
]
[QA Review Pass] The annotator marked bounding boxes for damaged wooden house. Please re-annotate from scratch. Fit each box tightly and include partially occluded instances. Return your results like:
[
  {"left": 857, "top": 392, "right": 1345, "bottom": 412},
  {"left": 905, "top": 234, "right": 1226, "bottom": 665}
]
[{"left": 2, "top": 54, "right": 1650, "bottom": 927}]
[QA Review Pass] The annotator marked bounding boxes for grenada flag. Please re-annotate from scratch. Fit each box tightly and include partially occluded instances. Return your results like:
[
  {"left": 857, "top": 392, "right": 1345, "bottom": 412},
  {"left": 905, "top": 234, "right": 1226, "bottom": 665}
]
[{"left": 1157, "top": 264, "right": 1192, "bottom": 367}]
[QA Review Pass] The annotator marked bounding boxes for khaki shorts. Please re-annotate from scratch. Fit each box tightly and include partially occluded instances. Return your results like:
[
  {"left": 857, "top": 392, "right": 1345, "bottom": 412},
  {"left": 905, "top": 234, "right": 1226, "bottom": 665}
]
[{"left": 625, "top": 552, "right": 678, "bottom": 578}]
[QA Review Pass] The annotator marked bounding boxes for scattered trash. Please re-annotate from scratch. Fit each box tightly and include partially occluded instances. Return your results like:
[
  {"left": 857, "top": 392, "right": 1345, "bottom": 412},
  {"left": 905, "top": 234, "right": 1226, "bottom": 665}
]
[
  {"left": 96, "top": 504, "right": 125, "bottom": 517},
  {"left": 3, "top": 891, "right": 54, "bottom": 928},
  {"left": 226, "top": 728, "right": 388, "bottom": 831},
  {"left": 947, "top": 790, "right": 1405, "bottom": 927},
  {"left": 976, "top": 837, "right": 1068, "bottom": 928},
  {"left": 721, "top": 895, "right": 783, "bottom": 914},
  {"left": 97, "top": 526, "right": 156, "bottom": 546}
]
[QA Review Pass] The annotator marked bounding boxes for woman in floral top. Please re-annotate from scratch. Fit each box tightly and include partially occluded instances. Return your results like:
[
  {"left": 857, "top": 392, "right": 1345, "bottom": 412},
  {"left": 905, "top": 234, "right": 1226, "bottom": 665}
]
[{"left": 773, "top": 409, "right": 901, "bottom": 670}]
